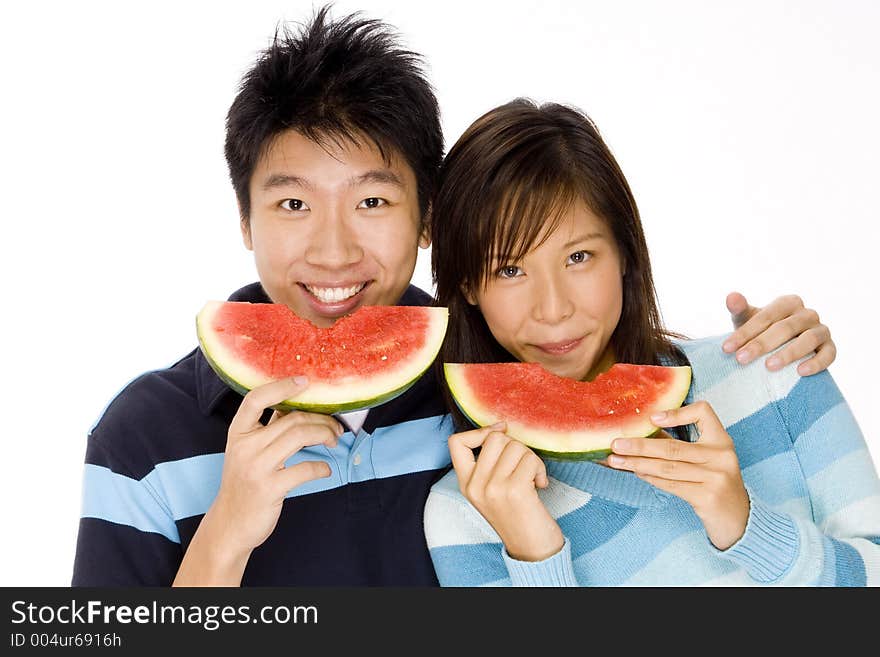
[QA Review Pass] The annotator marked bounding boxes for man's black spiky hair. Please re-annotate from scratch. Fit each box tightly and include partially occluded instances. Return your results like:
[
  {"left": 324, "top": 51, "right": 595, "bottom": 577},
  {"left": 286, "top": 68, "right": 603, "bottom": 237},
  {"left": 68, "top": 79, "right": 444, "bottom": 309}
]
[{"left": 225, "top": 4, "right": 443, "bottom": 222}]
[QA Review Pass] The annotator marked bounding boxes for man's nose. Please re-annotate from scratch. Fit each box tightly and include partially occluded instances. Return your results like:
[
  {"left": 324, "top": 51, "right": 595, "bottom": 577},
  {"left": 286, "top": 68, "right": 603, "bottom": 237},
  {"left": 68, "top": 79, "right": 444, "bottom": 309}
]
[{"left": 304, "top": 209, "right": 363, "bottom": 269}]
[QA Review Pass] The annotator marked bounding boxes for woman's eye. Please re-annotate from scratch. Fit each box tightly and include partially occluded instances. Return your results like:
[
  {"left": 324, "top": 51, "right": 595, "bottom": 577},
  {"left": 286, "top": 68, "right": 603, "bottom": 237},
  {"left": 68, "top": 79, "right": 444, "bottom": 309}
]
[
  {"left": 497, "top": 265, "right": 523, "bottom": 279},
  {"left": 567, "top": 250, "right": 592, "bottom": 265},
  {"left": 280, "top": 199, "right": 309, "bottom": 211},
  {"left": 357, "top": 197, "right": 387, "bottom": 209}
]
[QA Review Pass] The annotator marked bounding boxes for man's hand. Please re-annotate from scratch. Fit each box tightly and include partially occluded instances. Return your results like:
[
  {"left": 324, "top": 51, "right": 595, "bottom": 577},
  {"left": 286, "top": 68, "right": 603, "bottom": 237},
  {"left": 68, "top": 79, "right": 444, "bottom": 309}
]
[
  {"left": 173, "top": 377, "right": 342, "bottom": 586},
  {"left": 448, "top": 422, "right": 563, "bottom": 562},
  {"left": 723, "top": 291, "right": 835, "bottom": 375},
  {"left": 212, "top": 377, "right": 343, "bottom": 554}
]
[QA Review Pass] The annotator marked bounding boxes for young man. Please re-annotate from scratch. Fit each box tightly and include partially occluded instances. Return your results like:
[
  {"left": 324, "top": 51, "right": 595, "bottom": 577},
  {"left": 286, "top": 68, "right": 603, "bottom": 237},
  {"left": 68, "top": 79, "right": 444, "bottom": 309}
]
[{"left": 71, "top": 6, "right": 835, "bottom": 586}]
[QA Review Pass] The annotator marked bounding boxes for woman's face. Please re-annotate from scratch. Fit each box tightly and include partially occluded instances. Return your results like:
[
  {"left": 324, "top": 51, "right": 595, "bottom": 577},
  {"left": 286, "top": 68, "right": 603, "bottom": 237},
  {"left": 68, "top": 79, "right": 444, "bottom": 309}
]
[{"left": 469, "top": 201, "right": 624, "bottom": 381}]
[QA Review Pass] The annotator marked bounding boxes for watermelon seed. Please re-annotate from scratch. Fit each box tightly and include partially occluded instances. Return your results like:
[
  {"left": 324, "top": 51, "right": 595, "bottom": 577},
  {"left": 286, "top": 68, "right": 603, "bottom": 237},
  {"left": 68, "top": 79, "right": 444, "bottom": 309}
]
[
  {"left": 635, "top": 408, "right": 640, "bottom": 414},
  {"left": 381, "top": 355, "right": 387, "bottom": 360},
  {"left": 296, "top": 354, "right": 301, "bottom": 361}
]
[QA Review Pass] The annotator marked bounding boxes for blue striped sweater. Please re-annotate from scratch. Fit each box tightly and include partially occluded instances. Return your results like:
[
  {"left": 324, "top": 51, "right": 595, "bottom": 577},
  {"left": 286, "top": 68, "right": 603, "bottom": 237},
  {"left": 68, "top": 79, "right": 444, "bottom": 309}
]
[{"left": 423, "top": 334, "right": 880, "bottom": 586}]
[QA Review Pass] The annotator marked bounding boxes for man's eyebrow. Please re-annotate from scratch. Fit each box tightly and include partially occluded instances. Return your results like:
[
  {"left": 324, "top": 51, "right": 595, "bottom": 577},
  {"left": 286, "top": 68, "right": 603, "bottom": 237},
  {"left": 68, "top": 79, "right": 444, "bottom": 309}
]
[
  {"left": 262, "top": 174, "right": 314, "bottom": 191},
  {"left": 351, "top": 169, "right": 404, "bottom": 188},
  {"left": 563, "top": 232, "right": 605, "bottom": 249}
]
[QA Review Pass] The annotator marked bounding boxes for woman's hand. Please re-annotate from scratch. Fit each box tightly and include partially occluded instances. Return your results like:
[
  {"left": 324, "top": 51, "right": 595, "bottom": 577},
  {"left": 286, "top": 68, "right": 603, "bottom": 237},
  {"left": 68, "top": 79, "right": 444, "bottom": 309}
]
[
  {"left": 724, "top": 291, "right": 835, "bottom": 375},
  {"left": 448, "top": 422, "right": 564, "bottom": 562},
  {"left": 606, "top": 401, "right": 750, "bottom": 551}
]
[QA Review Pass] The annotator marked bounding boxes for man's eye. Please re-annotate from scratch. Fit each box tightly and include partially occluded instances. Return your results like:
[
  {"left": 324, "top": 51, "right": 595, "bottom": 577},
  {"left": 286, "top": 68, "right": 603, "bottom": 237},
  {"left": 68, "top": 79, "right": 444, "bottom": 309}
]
[
  {"left": 357, "top": 197, "right": 387, "bottom": 209},
  {"left": 497, "top": 265, "right": 523, "bottom": 279},
  {"left": 567, "top": 250, "right": 592, "bottom": 265},
  {"left": 280, "top": 199, "right": 309, "bottom": 211}
]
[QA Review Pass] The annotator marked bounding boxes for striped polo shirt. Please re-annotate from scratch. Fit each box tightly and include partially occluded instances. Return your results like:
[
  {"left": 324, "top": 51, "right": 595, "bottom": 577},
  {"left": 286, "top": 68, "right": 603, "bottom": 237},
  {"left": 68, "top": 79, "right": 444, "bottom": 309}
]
[{"left": 72, "top": 282, "right": 453, "bottom": 586}]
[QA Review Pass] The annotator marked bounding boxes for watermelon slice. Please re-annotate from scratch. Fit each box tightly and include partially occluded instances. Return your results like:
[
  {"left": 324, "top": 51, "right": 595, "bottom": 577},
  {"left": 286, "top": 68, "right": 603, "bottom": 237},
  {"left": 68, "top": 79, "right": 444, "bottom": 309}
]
[
  {"left": 444, "top": 362, "right": 692, "bottom": 460},
  {"left": 197, "top": 301, "right": 449, "bottom": 413}
]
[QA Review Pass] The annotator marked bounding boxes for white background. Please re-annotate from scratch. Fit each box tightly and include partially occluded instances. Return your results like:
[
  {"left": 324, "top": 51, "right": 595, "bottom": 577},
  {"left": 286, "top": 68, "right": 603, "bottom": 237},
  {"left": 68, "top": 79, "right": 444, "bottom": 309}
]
[{"left": 1, "top": 0, "right": 877, "bottom": 586}]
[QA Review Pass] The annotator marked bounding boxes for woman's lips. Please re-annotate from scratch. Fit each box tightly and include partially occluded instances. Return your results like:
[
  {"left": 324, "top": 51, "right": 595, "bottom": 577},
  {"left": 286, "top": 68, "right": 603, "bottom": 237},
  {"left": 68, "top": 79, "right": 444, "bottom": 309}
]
[{"left": 532, "top": 337, "right": 584, "bottom": 355}]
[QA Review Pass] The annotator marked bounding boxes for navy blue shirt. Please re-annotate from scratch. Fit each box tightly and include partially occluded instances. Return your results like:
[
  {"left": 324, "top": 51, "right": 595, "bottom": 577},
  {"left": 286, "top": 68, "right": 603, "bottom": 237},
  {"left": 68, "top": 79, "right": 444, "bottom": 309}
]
[{"left": 72, "top": 283, "right": 453, "bottom": 586}]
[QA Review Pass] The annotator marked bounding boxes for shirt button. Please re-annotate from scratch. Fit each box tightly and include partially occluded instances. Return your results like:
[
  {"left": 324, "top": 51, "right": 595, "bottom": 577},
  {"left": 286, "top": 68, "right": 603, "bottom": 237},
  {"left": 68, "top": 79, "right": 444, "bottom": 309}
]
[{"left": 353, "top": 454, "right": 362, "bottom": 466}]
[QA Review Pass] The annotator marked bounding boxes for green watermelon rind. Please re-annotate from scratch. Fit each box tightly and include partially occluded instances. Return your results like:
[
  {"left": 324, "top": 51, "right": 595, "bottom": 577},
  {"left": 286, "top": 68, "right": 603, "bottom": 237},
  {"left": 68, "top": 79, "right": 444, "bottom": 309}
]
[
  {"left": 533, "top": 447, "right": 612, "bottom": 462},
  {"left": 196, "top": 303, "right": 448, "bottom": 415},
  {"left": 445, "top": 362, "right": 691, "bottom": 460},
  {"left": 533, "top": 428, "right": 664, "bottom": 461},
  {"left": 198, "top": 341, "right": 429, "bottom": 414}
]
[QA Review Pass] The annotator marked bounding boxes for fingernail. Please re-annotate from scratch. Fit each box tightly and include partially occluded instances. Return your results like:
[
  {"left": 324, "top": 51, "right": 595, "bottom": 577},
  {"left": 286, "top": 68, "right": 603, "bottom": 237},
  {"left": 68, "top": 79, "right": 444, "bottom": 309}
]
[
  {"left": 608, "top": 454, "right": 625, "bottom": 466},
  {"left": 766, "top": 356, "right": 781, "bottom": 370},
  {"left": 292, "top": 375, "right": 308, "bottom": 385},
  {"left": 736, "top": 349, "right": 751, "bottom": 364},
  {"left": 650, "top": 412, "right": 666, "bottom": 422},
  {"left": 722, "top": 340, "right": 735, "bottom": 353},
  {"left": 613, "top": 438, "right": 631, "bottom": 452},
  {"left": 489, "top": 421, "right": 506, "bottom": 430}
]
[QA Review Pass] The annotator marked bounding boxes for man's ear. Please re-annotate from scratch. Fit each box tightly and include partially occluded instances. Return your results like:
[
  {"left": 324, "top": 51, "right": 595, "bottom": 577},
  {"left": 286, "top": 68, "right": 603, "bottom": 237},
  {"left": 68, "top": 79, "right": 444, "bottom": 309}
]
[
  {"left": 240, "top": 216, "right": 253, "bottom": 250},
  {"left": 418, "top": 206, "right": 432, "bottom": 249}
]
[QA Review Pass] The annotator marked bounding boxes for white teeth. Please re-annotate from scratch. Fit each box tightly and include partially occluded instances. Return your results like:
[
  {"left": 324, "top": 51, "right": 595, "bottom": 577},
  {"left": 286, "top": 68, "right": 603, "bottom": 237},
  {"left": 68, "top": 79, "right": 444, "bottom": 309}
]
[{"left": 305, "top": 283, "right": 365, "bottom": 303}]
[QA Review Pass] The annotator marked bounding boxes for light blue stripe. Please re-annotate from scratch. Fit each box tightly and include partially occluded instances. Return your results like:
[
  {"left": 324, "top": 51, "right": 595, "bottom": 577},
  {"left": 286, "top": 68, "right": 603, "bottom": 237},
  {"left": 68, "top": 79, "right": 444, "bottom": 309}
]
[
  {"left": 674, "top": 334, "right": 735, "bottom": 393},
  {"left": 371, "top": 414, "right": 454, "bottom": 479},
  {"left": 147, "top": 453, "right": 223, "bottom": 521},
  {"left": 807, "top": 449, "right": 880, "bottom": 523},
  {"left": 792, "top": 402, "right": 866, "bottom": 478},
  {"left": 81, "top": 464, "right": 180, "bottom": 543},
  {"left": 145, "top": 413, "right": 453, "bottom": 521},
  {"left": 740, "top": 451, "right": 810, "bottom": 507},
  {"left": 573, "top": 498, "right": 702, "bottom": 586}
]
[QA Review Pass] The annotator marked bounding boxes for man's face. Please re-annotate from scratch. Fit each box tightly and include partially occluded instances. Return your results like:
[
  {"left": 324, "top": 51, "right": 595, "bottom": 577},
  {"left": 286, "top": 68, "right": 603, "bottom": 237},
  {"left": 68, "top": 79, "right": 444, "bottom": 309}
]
[{"left": 242, "top": 129, "right": 429, "bottom": 327}]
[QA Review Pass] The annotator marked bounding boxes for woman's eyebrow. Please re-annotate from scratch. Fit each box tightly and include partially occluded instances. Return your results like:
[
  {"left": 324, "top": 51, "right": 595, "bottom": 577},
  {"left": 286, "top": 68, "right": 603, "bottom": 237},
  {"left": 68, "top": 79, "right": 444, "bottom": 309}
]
[{"left": 563, "top": 232, "right": 604, "bottom": 249}]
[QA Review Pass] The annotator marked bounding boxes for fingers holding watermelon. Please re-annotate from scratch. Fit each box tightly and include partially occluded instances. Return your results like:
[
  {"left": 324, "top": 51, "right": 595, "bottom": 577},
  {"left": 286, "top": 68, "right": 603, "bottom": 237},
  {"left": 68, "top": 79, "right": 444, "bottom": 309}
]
[
  {"left": 230, "top": 376, "right": 311, "bottom": 435},
  {"left": 607, "top": 400, "right": 750, "bottom": 550},
  {"left": 211, "top": 378, "right": 343, "bottom": 557},
  {"left": 448, "top": 424, "right": 563, "bottom": 562}
]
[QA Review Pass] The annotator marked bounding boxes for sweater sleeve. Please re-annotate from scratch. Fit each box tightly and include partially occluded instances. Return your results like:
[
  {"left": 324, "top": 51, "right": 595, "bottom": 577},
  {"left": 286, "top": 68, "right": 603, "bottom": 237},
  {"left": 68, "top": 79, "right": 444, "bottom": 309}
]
[
  {"left": 424, "top": 474, "right": 579, "bottom": 587},
  {"left": 72, "top": 436, "right": 183, "bottom": 586},
  {"left": 502, "top": 538, "right": 579, "bottom": 586},
  {"left": 716, "top": 369, "right": 880, "bottom": 585}
]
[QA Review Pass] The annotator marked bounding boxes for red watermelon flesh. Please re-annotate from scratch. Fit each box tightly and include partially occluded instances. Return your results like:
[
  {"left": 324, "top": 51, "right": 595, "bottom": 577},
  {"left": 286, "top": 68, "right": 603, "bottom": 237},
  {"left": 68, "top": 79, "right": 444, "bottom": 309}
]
[
  {"left": 197, "top": 301, "right": 448, "bottom": 413},
  {"left": 444, "top": 361, "right": 692, "bottom": 460}
]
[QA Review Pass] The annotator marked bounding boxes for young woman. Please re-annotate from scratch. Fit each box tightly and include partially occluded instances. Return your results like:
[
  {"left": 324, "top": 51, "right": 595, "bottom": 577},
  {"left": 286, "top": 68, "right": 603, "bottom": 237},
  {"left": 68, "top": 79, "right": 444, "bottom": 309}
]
[{"left": 423, "top": 99, "right": 879, "bottom": 586}]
